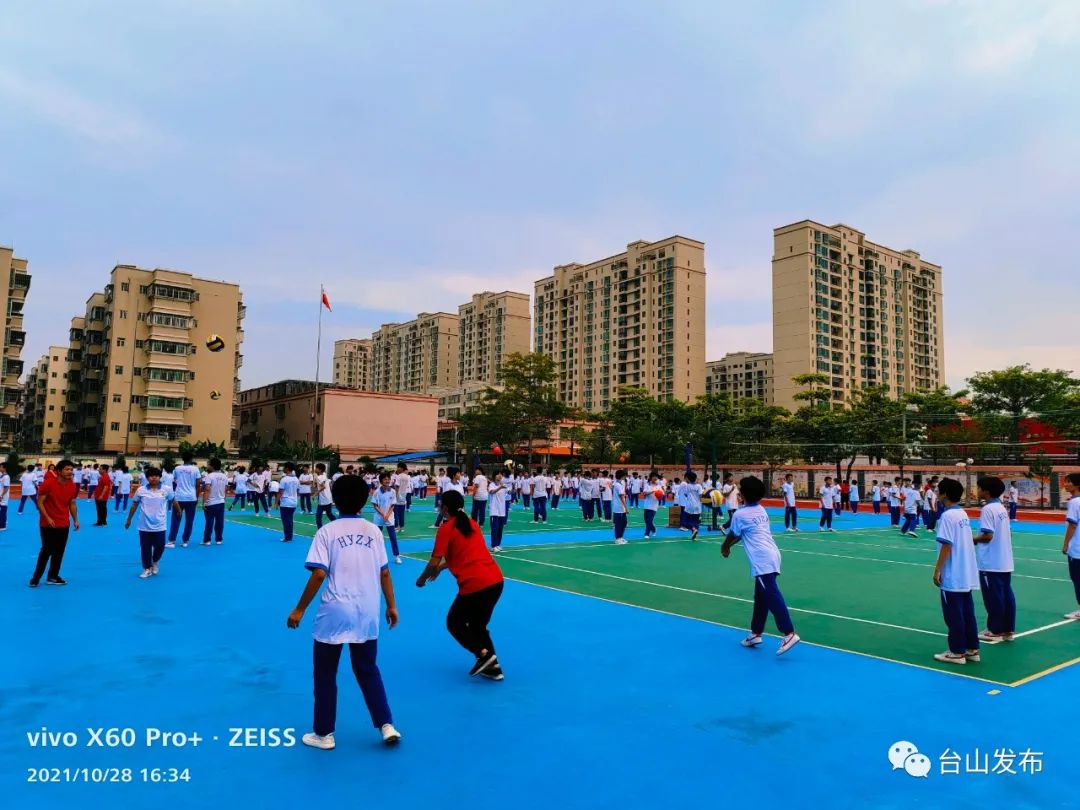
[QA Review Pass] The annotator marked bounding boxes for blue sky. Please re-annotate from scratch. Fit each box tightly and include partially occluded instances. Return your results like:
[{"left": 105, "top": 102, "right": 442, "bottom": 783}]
[{"left": 2, "top": 0, "right": 1078, "bottom": 390}]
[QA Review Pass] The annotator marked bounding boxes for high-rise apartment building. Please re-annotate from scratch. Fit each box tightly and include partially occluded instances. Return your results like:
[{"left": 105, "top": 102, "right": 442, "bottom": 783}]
[
  {"left": 61, "top": 266, "right": 245, "bottom": 453},
  {"left": 534, "top": 236, "right": 706, "bottom": 411},
  {"left": 458, "top": 291, "right": 530, "bottom": 385},
  {"left": 333, "top": 338, "right": 371, "bottom": 390},
  {"left": 1, "top": 245, "right": 31, "bottom": 446},
  {"left": 772, "top": 221, "right": 944, "bottom": 411},
  {"left": 704, "top": 351, "right": 774, "bottom": 405},
  {"left": 19, "top": 347, "right": 70, "bottom": 452},
  {"left": 369, "top": 312, "right": 459, "bottom": 395}
]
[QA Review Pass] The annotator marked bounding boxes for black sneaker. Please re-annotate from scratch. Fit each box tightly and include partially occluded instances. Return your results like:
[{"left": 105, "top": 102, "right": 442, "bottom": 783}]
[
  {"left": 469, "top": 652, "right": 497, "bottom": 677},
  {"left": 28, "top": 579, "right": 39, "bottom": 588},
  {"left": 480, "top": 664, "right": 505, "bottom": 681},
  {"left": 46, "top": 577, "right": 67, "bottom": 586}
]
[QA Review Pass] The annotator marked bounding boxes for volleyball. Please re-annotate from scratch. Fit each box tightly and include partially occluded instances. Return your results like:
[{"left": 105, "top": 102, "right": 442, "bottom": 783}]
[
  {"left": 205, "top": 334, "right": 226, "bottom": 352},
  {"left": 710, "top": 489, "right": 723, "bottom": 506},
  {"left": 654, "top": 488, "right": 665, "bottom": 501},
  {"left": 210, "top": 390, "right": 222, "bottom": 400}
]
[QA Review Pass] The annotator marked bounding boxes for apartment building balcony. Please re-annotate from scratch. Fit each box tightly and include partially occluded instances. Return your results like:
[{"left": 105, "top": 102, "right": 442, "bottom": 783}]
[{"left": 5, "top": 328, "right": 25, "bottom": 348}]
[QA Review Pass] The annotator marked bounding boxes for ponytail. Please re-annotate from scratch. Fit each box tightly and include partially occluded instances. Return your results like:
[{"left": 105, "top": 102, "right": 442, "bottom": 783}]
[{"left": 439, "top": 489, "right": 475, "bottom": 537}]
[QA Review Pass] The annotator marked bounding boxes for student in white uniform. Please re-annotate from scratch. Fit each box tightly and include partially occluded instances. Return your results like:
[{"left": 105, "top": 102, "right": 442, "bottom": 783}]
[
  {"left": 782, "top": 473, "right": 799, "bottom": 532},
  {"left": 848, "top": 480, "right": 860, "bottom": 514},
  {"left": 433, "top": 468, "right": 465, "bottom": 529},
  {"left": 287, "top": 475, "right": 402, "bottom": 749},
  {"left": 818, "top": 476, "right": 836, "bottom": 532},
  {"left": 0, "top": 462, "right": 10, "bottom": 531},
  {"left": 298, "top": 466, "right": 314, "bottom": 514},
  {"left": 230, "top": 466, "right": 249, "bottom": 511},
  {"left": 598, "top": 471, "right": 613, "bottom": 522},
  {"left": 114, "top": 466, "right": 133, "bottom": 512},
  {"left": 314, "top": 463, "right": 336, "bottom": 528},
  {"left": 1062, "top": 473, "right": 1080, "bottom": 621},
  {"left": 276, "top": 462, "right": 301, "bottom": 543},
  {"left": 682, "top": 471, "right": 703, "bottom": 541},
  {"left": 470, "top": 467, "right": 489, "bottom": 527},
  {"left": 932, "top": 478, "right": 981, "bottom": 665},
  {"left": 720, "top": 474, "right": 740, "bottom": 532},
  {"left": 124, "top": 466, "right": 173, "bottom": 578},
  {"left": 18, "top": 465, "right": 39, "bottom": 513},
  {"left": 642, "top": 472, "right": 661, "bottom": 538},
  {"left": 871, "top": 480, "right": 882, "bottom": 514},
  {"left": 531, "top": 469, "right": 549, "bottom": 524},
  {"left": 167, "top": 451, "right": 201, "bottom": 548},
  {"left": 393, "top": 463, "right": 411, "bottom": 532},
  {"left": 371, "top": 473, "right": 402, "bottom": 564},
  {"left": 973, "top": 476, "right": 1016, "bottom": 642},
  {"left": 611, "top": 469, "right": 630, "bottom": 544},
  {"left": 721, "top": 476, "right": 800, "bottom": 656},
  {"left": 900, "top": 478, "right": 920, "bottom": 537},
  {"left": 488, "top": 471, "right": 508, "bottom": 552},
  {"left": 201, "top": 458, "right": 229, "bottom": 545}
]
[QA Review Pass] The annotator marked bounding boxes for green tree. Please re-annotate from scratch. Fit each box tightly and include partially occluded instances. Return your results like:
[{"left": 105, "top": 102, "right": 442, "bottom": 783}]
[
  {"left": 791, "top": 373, "right": 831, "bottom": 408},
  {"left": 690, "top": 394, "right": 737, "bottom": 477},
  {"left": 493, "top": 353, "right": 567, "bottom": 467},
  {"left": 967, "top": 365, "right": 1079, "bottom": 462},
  {"left": 905, "top": 386, "right": 968, "bottom": 463}
]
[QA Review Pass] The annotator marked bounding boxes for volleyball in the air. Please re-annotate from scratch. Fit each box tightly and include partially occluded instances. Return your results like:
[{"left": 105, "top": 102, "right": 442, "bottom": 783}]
[
  {"left": 205, "top": 334, "right": 226, "bottom": 352},
  {"left": 654, "top": 488, "right": 666, "bottom": 501},
  {"left": 210, "top": 390, "right": 222, "bottom": 400}
]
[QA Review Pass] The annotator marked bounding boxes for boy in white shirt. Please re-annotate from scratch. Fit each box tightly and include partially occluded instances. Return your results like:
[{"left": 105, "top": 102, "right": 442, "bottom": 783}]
[
  {"left": 371, "top": 473, "right": 402, "bottom": 564},
  {"left": 314, "top": 463, "right": 336, "bottom": 529},
  {"left": 974, "top": 476, "right": 1016, "bottom": 642},
  {"left": 470, "top": 467, "right": 489, "bottom": 527},
  {"left": 0, "top": 462, "right": 10, "bottom": 530},
  {"left": 887, "top": 478, "right": 902, "bottom": 527},
  {"left": 611, "top": 470, "right": 630, "bottom": 544},
  {"left": 818, "top": 476, "right": 836, "bottom": 532},
  {"left": 278, "top": 462, "right": 301, "bottom": 544},
  {"left": 720, "top": 474, "right": 740, "bottom": 533},
  {"left": 870, "top": 480, "right": 881, "bottom": 514},
  {"left": 782, "top": 473, "right": 799, "bottom": 532},
  {"left": 1007, "top": 482, "right": 1019, "bottom": 521},
  {"left": 1062, "top": 473, "right": 1080, "bottom": 621},
  {"left": 287, "top": 475, "right": 401, "bottom": 749},
  {"left": 115, "top": 466, "right": 133, "bottom": 512},
  {"left": 848, "top": 480, "right": 860, "bottom": 514},
  {"left": 900, "top": 478, "right": 920, "bottom": 537},
  {"left": 201, "top": 458, "right": 229, "bottom": 546},
  {"left": 298, "top": 466, "right": 314, "bottom": 514},
  {"left": 167, "top": 452, "right": 201, "bottom": 548},
  {"left": 681, "top": 471, "right": 703, "bottom": 542},
  {"left": 531, "top": 469, "right": 549, "bottom": 524},
  {"left": 124, "top": 466, "right": 173, "bottom": 578},
  {"left": 230, "top": 466, "right": 249, "bottom": 511},
  {"left": 932, "top": 478, "right": 981, "bottom": 665},
  {"left": 488, "top": 472, "right": 508, "bottom": 552},
  {"left": 598, "top": 471, "right": 613, "bottom": 522},
  {"left": 393, "top": 463, "right": 411, "bottom": 532},
  {"left": 922, "top": 479, "right": 939, "bottom": 532},
  {"left": 721, "top": 476, "right": 800, "bottom": 655}
]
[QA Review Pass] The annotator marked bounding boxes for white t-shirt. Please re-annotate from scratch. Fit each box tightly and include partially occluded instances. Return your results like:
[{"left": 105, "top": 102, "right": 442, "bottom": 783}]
[
  {"left": 118, "top": 472, "right": 133, "bottom": 495},
  {"left": 234, "top": 472, "right": 249, "bottom": 494},
  {"left": 73, "top": 468, "right": 83, "bottom": 485},
  {"left": 269, "top": 479, "right": 280, "bottom": 494},
  {"left": 977, "top": 500, "right": 1014, "bottom": 573},
  {"left": 871, "top": 486, "right": 881, "bottom": 501},
  {"left": 473, "top": 475, "right": 489, "bottom": 500},
  {"left": 204, "top": 471, "right": 228, "bottom": 505},
  {"left": 394, "top": 472, "right": 411, "bottom": 505},
  {"left": 936, "top": 506, "right": 979, "bottom": 592},
  {"left": 682, "top": 483, "right": 703, "bottom": 515},
  {"left": 1008, "top": 486, "right": 1019, "bottom": 506},
  {"left": 849, "top": 484, "right": 860, "bottom": 501},
  {"left": 445, "top": 478, "right": 465, "bottom": 495},
  {"left": 371, "top": 488, "right": 395, "bottom": 527},
  {"left": 316, "top": 474, "right": 333, "bottom": 506},
  {"left": 729, "top": 504, "right": 781, "bottom": 578},
  {"left": 1067, "top": 496, "right": 1080, "bottom": 559},
  {"left": 0, "top": 473, "right": 10, "bottom": 505},
  {"left": 887, "top": 486, "right": 901, "bottom": 507},
  {"left": 173, "top": 464, "right": 200, "bottom": 502},
  {"left": 33, "top": 469, "right": 45, "bottom": 485},
  {"left": 304, "top": 517, "right": 388, "bottom": 644},
  {"left": 819, "top": 485, "right": 833, "bottom": 509},
  {"left": 902, "top": 487, "right": 920, "bottom": 514},
  {"left": 88, "top": 469, "right": 100, "bottom": 486},
  {"left": 643, "top": 483, "right": 660, "bottom": 510},
  {"left": 923, "top": 487, "right": 937, "bottom": 511},
  {"left": 599, "top": 477, "right": 612, "bottom": 501},
  {"left": 161, "top": 471, "right": 174, "bottom": 492},
  {"left": 782, "top": 482, "right": 796, "bottom": 507},
  {"left": 279, "top": 474, "right": 300, "bottom": 509},
  {"left": 611, "top": 481, "right": 627, "bottom": 514},
  {"left": 20, "top": 472, "right": 37, "bottom": 496},
  {"left": 722, "top": 483, "right": 739, "bottom": 509},
  {"left": 488, "top": 482, "right": 508, "bottom": 518},
  {"left": 132, "top": 485, "right": 173, "bottom": 532},
  {"left": 437, "top": 475, "right": 450, "bottom": 493},
  {"left": 533, "top": 476, "right": 550, "bottom": 498},
  {"left": 298, "top": 473, "right": 313, "bottom": 495}
]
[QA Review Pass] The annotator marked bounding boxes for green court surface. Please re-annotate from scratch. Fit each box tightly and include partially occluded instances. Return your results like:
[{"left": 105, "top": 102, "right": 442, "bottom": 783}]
[{"left": 226, "top": 503, "right": 1080, "bottom": 688}]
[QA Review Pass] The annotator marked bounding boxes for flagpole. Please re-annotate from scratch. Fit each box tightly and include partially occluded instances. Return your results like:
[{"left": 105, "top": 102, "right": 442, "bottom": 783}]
[{"left": 313, "top": 285, "right": 323, "bottom": 471}]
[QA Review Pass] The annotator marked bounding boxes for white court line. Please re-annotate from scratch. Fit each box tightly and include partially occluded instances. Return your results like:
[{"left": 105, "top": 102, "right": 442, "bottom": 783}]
[
  {"left": 778, "top": 532, "right": 1065, "bottom": 566},
  {"left": 1012, "top": 619, "right": 1079, "bottom": 639},
  {"left": 496, "top": 553, "right": 945, "bottom": 637}
]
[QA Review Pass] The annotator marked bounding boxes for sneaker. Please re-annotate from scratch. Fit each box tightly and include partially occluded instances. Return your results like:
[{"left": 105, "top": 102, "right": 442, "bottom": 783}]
[
  {"left": 428, "top": 525, "right": 439, "bottom": 529},
  {"left": 792, "top": 528, "right": 800, "bottom": 533},
  {"left": 181, "top": 543, "right": 189, "bottom": 548},
  {"left": 46, "top": 577, "right": 67, "bottom": 586},
  {"left": 469, "top": 652, "right": 498, "bottom": 677},
  {"left": 777, "top": 633, "right": 801, "bottom": 656},
  {"left": 200, "top": 541, "right": 211, "bottom": 546},
  {"left": 1001, "top": 632, "right": 1016, "bottom": 642},
  {"left": 28, "top": 579, "right": 39, "bottom": 588},
  {"left": 301, "top": 732, "right": 335, "bottom": 750},
  {"left": 741, "top": 634, "right": 763, "bottom": 648},
  {"left": 828, "top": 528, "right": 837, "bottom": 533},
  {"left": 395, "top": 556, "right": 402, "bottom": 564},
  {"left": 165, "top": 542, "right": 176, "bottom": 548},
  {"left": 905, "top": 532, "right": 919, "bottom": 538},
  {"left": 978, "top": 629, "right": 1003, "bottom": 643},
  {"left": 784, "top": 528, "right": 793, "bottom": 533},
  {"left": 280, "top": 537, "right": 291, "bottom": 543},
  {"left": 1064, "top": 609, "right": 1080, "bottom": 620},
  {"left": 964, "top": 649, "right": 981, "bottom": 663},
  {"left": 480, "top": 664, "right": 505, "bottom": 681},
  {"left": 215, "top": 540, "right": 223, "bottom": 545},
  {"left": 678, "top": 527, "right": 689, "bottom": 532},
  {"left": 380, "top": 724, "right": 402, "bottom": 745},
  {"left": 690, "top": 529, "right": 699, "bottom": 541},
  {"left": 818, "top": 528, "right": 825, "bottom": 532},
  {"left": 614, "top": 538, "right": 628, "bottom": 545},
  {"left": 151, "top": 563, "right": 159, "bottom": 575},
  {"left": 139, "top": 569, "right": 153, "bottom": 579},
  {"left": 933, "top": 651, "right": 967, "bottom": 665}
]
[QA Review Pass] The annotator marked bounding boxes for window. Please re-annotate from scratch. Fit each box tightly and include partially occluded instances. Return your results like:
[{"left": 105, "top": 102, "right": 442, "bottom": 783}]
[
  {"left": 115, "top": 365, "right": 124, "bottom": 375},
  {"left": 110, "top": 422, "right": 120, "bottom": 432},
  {"left": 121, "top": 282, "right": 129, "bottom": 292},
  {"left": 135, "top": 340, "right": 144, "bottom": 348},
  {"left": 119, "top": 310, "right": 128, "bottom": 319},
  {"left": 134, "top": 367, "right": 142, "bottom": 377},
  {"left": 51, "top": 372, "right": 57, "bottom": 378},
  {"left": 117, "top": 337, "right": 126, "bottom": 347},
  {"left": 48, "top": 405, "right": 54, "bottom": 411},
  {"left": 112, "top": 394, "right": 121, "bottom": 404}
]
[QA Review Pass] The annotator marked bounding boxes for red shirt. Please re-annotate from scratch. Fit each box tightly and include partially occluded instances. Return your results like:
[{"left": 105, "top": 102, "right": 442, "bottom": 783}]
[
  {"left": 93, "top": 476, "right": 113, "bottom": 501},
  {"left": 38, "top": 476, "right": 79, "bottom": 528},
  {"left": 433, "top": 518, "right": 503, "bottom": 595}
]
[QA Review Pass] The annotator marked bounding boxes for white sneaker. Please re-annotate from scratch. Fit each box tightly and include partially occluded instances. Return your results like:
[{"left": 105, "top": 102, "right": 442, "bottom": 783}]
[
  {"left": 777, "top": 633, "right": 800, "bottom": 656},
  {"left": 933, "top": 651, "right": 967, "bottom": 666},
  {"left": 1064, "top": 609, "right": 1080, "bottom": 620},
  {"left": 978, "top": 629, "right": 1003, "bottom": 643},
  {"left": 302, "top": 732, "right": 335, "bottom": 750},
  {"left": 614, "top": 538, "right": 628, "bottom": 545},
  {"left": 394, "top": 556, "right": 402, "bottom": 564},
  {"left": 828, "top": 528, "right": 837, "bottom": 533},
  {"left": 139, "top": 569, "right": 153, "bottom": 579},
  {"left": 165, "top": 542, "right": 176, "bottom": 548},
  {"left": 381, "top": 724, "right": 401, "bottom": 745},
  {"left": 741, "top": 634, "right": 763, "bottom": 648},
  {"left": 151, "top": 563, "right": 159, "bottom": 575}
]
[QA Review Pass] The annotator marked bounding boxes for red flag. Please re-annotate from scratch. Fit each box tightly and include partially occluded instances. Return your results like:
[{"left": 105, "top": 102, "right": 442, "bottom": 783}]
[{"left": 321, "top": 289, "right": 332, "bottom": 311}]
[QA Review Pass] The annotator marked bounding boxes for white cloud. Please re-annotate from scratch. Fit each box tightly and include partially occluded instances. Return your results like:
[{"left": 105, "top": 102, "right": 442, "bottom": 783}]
[
  {"left": 0, "top": 68, "right": 166, "bottom": 154},
  {"left": 954, "top": 0, "right": 1080, "bottom": 74}
]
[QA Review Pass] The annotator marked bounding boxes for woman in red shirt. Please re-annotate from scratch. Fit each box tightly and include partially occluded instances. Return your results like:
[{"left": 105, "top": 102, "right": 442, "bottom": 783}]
[{"left": 416, "top": 490, "right": 505, "bottom": 680}]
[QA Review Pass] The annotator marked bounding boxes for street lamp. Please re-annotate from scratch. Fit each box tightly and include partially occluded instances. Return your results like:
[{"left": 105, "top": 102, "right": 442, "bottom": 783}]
[{"left": 900, "top": 403, "right": 919, "bottom": 478}]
